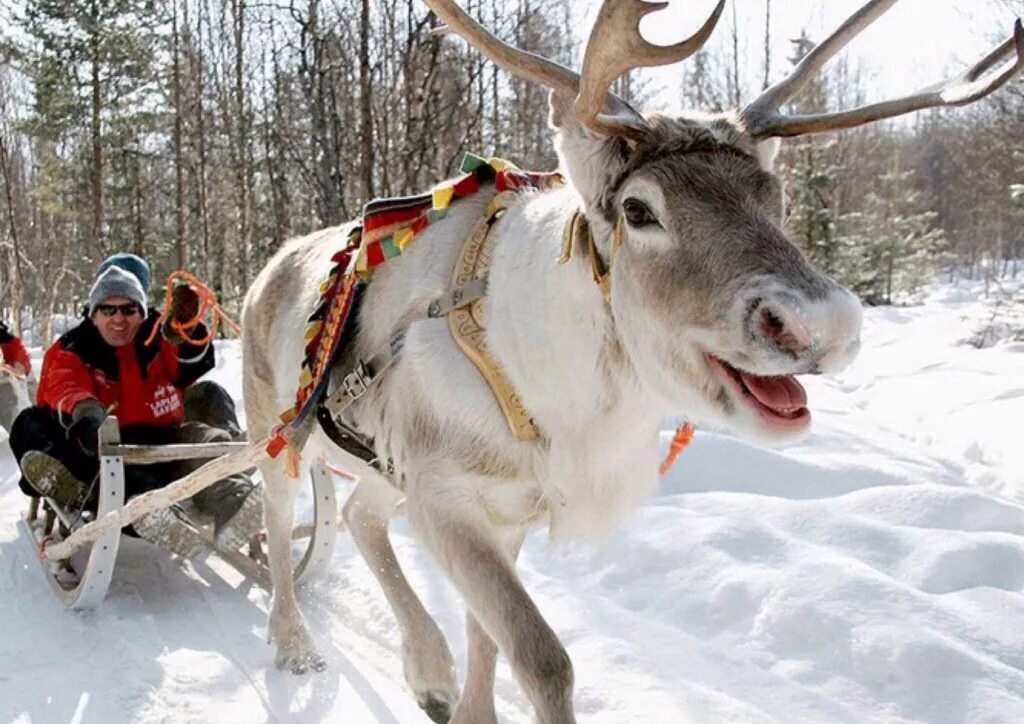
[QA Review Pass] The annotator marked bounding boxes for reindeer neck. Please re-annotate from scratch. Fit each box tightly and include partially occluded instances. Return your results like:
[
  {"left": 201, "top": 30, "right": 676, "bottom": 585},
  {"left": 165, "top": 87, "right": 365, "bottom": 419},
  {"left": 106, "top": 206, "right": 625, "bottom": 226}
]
[{"left": 482, "top": 185, "right": 660, "bottom": 436}]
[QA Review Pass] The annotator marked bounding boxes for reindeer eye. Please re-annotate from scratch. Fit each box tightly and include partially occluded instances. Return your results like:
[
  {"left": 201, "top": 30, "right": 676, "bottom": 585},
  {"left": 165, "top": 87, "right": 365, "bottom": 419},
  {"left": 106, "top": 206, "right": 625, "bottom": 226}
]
[{"left": 622, "top": 198, "right": 659, "bottom": 229}]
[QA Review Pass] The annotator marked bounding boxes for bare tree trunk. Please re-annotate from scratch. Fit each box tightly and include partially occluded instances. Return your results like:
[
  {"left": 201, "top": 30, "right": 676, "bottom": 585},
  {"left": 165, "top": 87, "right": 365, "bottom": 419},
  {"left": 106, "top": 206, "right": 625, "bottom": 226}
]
[
  {"left": 885, "top": 255, "right": 894, "bottom": 305},
  {"left": 763, "top": 0, "right": 771, "bottom": 90},
  {"left": 730, "top": 0, "right": 741, "bottom": 106},
  {"left": 194, "top": 0, "right": 212, "bottom": 283},
  {"left": 131, "top": 149, "right": 144, "bottom": 256},
  {"left": 43, "top": 264, "right": 71, "bottom": 346},
  {"left": 172, "top": 0, "right": 189, "bottom": 269},
  {"left": 89, "top": 1, "right": 105, "bottom": 257},
  {"left": 489, "top": 0, "right": 501, "bottom": 152},
  {"left": 304, "top": 0, "right": 341, "bottom": 225},
  {"left": 473, "top": 0, "right": 486, "bottom": 152},
  {"left": 0, "top": 135, "right": 24, "bottom": 334},
  {"left": 359, "top": 0, "right": 374, "bottom": 202},
  {"left": 232, "top": 0, "right": 251, "bottom": 293},
  {"left": 266, "top": 42, "right": 289, "bottom": 250}
]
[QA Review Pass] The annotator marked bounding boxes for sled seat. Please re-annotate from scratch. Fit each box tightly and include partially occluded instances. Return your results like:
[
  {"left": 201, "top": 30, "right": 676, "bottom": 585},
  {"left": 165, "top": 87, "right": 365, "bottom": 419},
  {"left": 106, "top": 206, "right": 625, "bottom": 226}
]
[{"left": 22, "top": 416, "right": 339, "bottom": 609}]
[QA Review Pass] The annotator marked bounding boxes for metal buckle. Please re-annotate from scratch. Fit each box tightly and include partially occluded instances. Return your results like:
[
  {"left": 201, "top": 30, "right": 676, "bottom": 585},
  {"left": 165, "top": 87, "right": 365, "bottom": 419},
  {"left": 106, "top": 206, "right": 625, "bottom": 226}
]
[{"left": 341, "top": 362, "right": 372, "bottom": 401}]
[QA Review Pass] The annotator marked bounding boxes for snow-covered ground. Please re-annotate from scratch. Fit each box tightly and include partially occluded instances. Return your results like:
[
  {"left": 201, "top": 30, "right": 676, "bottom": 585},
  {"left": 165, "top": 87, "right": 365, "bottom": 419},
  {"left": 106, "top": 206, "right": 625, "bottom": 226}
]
[{"left": 1, "top": 277, "right": 1022, "bottom": 724}]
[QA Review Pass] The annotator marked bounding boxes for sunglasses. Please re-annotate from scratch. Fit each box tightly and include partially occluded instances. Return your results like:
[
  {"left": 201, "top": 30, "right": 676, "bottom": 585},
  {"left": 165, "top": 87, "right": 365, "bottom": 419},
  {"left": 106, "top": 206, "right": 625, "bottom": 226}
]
[{"left": 95, "top": 303, "right": 142, "bottom": 318}]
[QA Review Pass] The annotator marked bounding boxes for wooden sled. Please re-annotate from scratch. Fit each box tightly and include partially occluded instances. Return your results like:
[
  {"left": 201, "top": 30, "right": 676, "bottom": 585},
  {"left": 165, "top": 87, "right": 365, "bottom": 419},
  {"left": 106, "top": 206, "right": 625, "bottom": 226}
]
[{"left": 20, "top": 417, "right": 339, "bottom": 609}]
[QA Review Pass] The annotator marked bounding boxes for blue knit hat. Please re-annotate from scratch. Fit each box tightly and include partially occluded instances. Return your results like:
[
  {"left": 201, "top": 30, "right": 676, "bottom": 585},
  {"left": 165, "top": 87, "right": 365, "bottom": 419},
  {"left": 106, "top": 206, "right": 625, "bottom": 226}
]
[
  {"left": 97, "top": 252, "right": 151, "bottom": 293},
  {"left": 88, "top": 266, "right": 148, "bottom": 316}
]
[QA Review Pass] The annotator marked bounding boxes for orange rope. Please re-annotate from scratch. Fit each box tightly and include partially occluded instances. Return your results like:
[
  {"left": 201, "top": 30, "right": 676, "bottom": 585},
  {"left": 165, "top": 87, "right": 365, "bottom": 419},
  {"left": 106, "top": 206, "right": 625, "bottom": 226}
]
[
  {"left": 322, "top": 459, "right": 358, "bottom": 482},
  {"left": 0, "top": 362, "right": 27, "bottom": 380},
  {"left": 659, "top": 422, "right": 695, "bottom": 477},
  {"left": 144, "top": 270, "right": 242, "bottom": 347}
]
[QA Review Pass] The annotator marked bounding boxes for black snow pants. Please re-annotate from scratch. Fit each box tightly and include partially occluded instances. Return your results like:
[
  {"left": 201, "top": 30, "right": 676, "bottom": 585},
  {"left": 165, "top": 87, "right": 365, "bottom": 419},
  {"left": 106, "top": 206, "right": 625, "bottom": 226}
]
[{"left": 10, "top": 380, "right": 250, "bottom": 519}]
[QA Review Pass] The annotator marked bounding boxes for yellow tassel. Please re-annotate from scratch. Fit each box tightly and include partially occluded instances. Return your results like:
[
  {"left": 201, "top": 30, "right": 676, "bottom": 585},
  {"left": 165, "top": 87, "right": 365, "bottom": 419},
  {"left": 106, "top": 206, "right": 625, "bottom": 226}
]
[
  {"left": 304, "top": 321, "right": 323, "bottom": 341},
  {"left": 318, "top": 274, "right": 337, "bottom": 295}
]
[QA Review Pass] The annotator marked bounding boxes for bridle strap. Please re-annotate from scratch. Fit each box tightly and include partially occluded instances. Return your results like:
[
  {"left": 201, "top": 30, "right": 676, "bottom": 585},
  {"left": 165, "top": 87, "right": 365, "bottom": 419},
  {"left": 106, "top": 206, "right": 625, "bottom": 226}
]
[{"left": 559, "top": 210, "right": 621, "bottom": 304}]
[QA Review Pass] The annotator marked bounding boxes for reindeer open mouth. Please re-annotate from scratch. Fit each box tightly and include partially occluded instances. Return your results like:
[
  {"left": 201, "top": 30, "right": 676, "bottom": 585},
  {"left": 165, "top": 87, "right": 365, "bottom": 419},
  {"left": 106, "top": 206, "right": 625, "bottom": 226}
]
[{"left": 705, "top": 353, "right": 810, "bottom": 433}]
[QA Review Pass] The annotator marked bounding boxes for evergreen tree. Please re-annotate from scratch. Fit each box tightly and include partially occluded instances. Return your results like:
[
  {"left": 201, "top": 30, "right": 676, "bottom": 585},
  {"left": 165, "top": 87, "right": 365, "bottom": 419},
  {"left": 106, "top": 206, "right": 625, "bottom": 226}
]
[
  {"left": 680, "top": 49, "right": 726, "bottom": 112},
  {"left": 838, "top": 166, "right": 947, "bottom": 305},
  {"left": 11, "top": 0, "right": 164, "bottom": 259},
  {"left": 784, "top": 137, "right": 841, "bottom": 273},
  {"left": 779, "top": 31, "right": 842, "bottom": 275}
]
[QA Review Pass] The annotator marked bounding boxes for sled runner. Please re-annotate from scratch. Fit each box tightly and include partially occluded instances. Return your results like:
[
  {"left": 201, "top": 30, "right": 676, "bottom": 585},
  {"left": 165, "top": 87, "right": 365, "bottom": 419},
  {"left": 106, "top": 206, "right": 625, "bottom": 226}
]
[{"left": 20, "top": 416, "right": 339, "bottom": 609}]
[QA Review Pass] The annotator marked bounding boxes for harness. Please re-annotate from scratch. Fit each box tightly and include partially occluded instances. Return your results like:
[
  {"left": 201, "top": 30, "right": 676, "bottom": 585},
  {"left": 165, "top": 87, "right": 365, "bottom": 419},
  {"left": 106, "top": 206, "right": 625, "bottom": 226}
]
[
  {"left": 267, "top": 153, "right": 694, "bottom": 479},
  {"left": 447, "top": 192, "right": 540, "bottom": 440},
  {"left": 267, "top": 155, "right": 563, "bottom": 475}
]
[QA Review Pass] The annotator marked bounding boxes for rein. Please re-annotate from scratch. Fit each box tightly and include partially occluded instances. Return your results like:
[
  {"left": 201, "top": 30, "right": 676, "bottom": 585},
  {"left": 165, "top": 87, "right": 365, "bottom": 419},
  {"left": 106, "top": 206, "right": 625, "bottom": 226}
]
[{"left": 0, "top": 362, "right": 27, "bottom": 380}]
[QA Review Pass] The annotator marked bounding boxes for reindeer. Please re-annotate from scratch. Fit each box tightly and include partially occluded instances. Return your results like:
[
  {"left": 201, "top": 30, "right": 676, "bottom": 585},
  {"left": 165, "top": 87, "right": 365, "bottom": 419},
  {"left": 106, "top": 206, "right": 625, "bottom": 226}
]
[{"left": 241, "top": 1, "right": 1023, "bottom": 721}]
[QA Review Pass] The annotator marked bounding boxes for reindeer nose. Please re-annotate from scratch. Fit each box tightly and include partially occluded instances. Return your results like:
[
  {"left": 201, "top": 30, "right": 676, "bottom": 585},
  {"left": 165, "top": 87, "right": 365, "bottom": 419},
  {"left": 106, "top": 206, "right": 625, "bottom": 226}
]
[
  {"left": 743, "top": 285, "right": 862, "bottom": 373},
  {"left": 746, "top": 299, "right": 812, "bottom": 359}
]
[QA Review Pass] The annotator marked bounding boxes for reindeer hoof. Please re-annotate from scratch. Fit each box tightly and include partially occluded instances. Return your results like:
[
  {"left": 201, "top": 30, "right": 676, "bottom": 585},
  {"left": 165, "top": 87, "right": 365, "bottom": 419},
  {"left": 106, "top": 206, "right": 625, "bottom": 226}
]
[
  {"left": 417, "top": 691, "right": 454, "bottom": 723},
  {"left": 276, "top": 647, "right": 327, "bottom": 675},
  {"left": 289, "top": 654, "right": 327, "bottom": 675}
]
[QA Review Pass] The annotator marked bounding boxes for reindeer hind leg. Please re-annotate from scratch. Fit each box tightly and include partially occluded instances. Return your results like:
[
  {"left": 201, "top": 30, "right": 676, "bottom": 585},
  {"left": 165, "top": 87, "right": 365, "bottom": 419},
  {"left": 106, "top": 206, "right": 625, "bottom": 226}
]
[{"left": 261, "top": 457, "right": 327, "bottom": 674}]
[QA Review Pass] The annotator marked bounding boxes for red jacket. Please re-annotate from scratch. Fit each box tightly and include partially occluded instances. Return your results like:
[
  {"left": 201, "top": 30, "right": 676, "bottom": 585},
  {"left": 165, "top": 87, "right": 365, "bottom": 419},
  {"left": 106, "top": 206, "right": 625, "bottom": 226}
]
[
  {"left": 37, "top": 312, "right": 214, "bottom": 428},
  {"left": 0, "top": 338, "right": 30, "bottom": 374},
  {"left": 0, "top": 322, "right": 30, "bottom": 374}
]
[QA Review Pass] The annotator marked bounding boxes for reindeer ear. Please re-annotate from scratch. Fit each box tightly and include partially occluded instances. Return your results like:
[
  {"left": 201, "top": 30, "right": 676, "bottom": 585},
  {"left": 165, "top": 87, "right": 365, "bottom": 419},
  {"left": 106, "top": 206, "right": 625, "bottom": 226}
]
[
  {"left": 755, "top": 138, "right": 781, "bottom": 172},
  {"left": 548, "top": 91, "right": 644, "bottom": 146},
  {"left": 549, "top": 91, "right": 633, "bottom": 222},
  {"left": 548, "top": 91, "right": 578, "bottom": 131}
]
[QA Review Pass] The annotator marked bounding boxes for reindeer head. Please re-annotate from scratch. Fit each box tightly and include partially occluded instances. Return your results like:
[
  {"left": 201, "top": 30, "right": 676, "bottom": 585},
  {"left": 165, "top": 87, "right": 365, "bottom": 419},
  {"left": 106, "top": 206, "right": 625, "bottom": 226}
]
[{"left": 428, "top": 0, "right": 1024, "bottom": 442}]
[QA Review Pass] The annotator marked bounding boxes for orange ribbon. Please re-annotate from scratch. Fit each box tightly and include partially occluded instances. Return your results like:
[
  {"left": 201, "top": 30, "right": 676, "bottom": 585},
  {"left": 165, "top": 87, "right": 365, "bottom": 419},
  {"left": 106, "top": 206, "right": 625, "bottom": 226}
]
[{"left": 659, "top": 422, "right": 695, "bottom": 476}]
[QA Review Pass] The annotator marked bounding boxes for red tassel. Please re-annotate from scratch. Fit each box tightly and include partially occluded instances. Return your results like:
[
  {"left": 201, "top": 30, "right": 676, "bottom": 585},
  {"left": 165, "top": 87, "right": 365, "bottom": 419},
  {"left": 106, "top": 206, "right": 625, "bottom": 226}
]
[
  {"left": 266, "top": 429, "right": 289, "bottom": 459},
  {"left": 38, "top": 535, "right": 52, "bottom": 561}
]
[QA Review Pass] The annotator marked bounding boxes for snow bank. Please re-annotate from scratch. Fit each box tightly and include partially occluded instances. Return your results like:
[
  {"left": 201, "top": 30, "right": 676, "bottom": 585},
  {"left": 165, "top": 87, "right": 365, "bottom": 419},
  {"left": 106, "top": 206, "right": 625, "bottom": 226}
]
[{"left": 1, "top": 277, "right": 1022, "bottom": 723}]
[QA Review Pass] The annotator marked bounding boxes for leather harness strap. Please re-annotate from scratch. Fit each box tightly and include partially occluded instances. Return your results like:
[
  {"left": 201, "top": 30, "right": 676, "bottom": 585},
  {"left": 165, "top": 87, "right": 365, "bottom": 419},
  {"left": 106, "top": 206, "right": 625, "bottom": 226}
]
[
  {"left": 322, "top": 201, "right": 610, "bottom": 449},
  {"left": 322, "top": 330, "right": 407, "bottom": 418},
  {"left": 447, "top": 192, "right": 541, "bottom": 440},
  {"left": 321, "top": 270, "right": 491, "bottom": 423}
]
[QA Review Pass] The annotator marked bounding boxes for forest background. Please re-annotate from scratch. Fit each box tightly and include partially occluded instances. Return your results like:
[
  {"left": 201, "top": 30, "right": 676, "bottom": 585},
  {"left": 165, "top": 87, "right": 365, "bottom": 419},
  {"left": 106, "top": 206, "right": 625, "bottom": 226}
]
[{"left": 0, "top": 0, "right": 1021, "bottom": 344}]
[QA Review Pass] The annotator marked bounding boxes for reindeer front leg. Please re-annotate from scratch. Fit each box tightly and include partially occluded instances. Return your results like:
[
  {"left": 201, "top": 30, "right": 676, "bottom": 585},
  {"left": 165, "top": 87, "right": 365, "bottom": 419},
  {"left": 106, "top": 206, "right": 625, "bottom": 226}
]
[
  {"left": 409, "top": 477, "right": 575, "bottom": 724},
  {"left": 261, "top": 458, "right": 326, "bottom": 674},
  {"left": 343, "top": 476, "right": 458, "bottom": 722},
  {"left": 451, "top": 529, "right": 526, "bottom": 724}
]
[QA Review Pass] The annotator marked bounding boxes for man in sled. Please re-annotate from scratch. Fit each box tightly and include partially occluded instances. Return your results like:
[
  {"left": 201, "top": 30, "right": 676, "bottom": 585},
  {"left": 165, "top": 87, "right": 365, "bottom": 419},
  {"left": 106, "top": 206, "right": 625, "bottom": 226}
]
[
  {"left": 0, "top": 319, "right": 31, "bottom": 377},
  {"left": 0, "top": 319, "right": 32, "bottom": 432},
  {"left": 10, "top": 253, "right": 261, "bottom": 557}
]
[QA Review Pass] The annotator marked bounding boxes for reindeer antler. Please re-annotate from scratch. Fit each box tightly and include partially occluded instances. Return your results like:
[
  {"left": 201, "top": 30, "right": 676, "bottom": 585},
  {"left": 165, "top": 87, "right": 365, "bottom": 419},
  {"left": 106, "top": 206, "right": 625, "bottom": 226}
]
[
  {"left": 742, "top": 0, "right": 1024, "bottom": 138},
  {"left": 577, "top": 0, "right": 726, "bottom": 136},
  {"left": 425, "top": 0, "right": 724, "bottom": 139}
]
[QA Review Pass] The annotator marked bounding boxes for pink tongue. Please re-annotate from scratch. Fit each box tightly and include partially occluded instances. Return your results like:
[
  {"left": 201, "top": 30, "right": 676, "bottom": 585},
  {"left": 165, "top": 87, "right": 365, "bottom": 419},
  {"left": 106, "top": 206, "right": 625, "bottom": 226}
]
[{"left": 738, "top": 372, "right": 807, "bottom": 412}]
